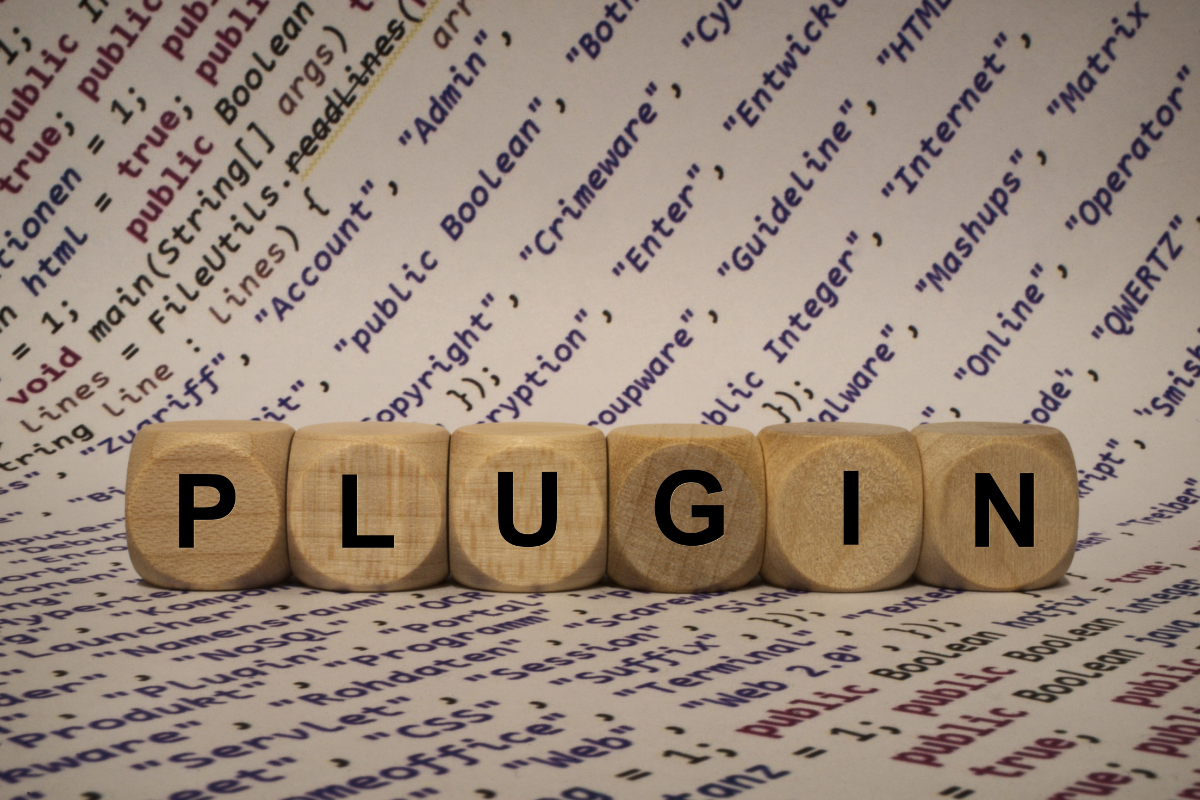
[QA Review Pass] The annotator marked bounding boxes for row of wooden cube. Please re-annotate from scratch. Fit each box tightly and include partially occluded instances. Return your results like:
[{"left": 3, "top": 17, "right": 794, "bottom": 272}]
[{"left": 125, "top": 421, "right": 1078, "bottom": 594}]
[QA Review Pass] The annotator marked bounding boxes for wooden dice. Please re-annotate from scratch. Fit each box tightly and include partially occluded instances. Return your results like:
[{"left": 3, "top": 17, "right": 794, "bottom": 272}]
[
  {"left": 759, "top": 423, "right": 922, "bottom": 592},
  {"left": 449, "top": 422, "right": 607, "bottom": 592},
  {"left": 287, "top": 422, "right": 449, "bottom": 592},
  {"left": 607, "top": 424, "right": 765, "bottom": 593},
  {"left": 124, "top": 416, "right": 1079, "bottom": 595},
  {"left": 912, "top": 422, "right": 1078, "bottom": 591},
  {"left": 126, "top": 421, "right": 294, "bottom": 590}
]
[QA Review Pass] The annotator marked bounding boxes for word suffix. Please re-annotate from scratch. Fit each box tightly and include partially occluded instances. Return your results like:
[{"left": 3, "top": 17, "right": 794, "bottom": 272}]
[{"left": 124, "top": 420, "right": 1079, "bottom": 595}]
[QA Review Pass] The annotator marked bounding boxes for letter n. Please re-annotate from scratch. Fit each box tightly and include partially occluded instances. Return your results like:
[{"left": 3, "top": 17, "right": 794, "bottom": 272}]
[{"left": 975, "top": 473, "right": 1033, "bottom": 547}]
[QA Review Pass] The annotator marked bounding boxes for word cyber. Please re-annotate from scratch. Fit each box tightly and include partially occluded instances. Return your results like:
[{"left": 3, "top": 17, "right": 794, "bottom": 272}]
[{"left": 125, "top": 420, "right": 1078, "bottom": 595}]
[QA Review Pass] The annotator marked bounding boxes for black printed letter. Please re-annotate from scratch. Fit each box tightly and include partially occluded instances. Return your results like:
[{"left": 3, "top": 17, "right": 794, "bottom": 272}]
[
  {"left": 342, "top": 474, "right": 394, "bottom": 548},
  {"left": 498, "top": 471, "right": 557, "bottom": 547},
  {"left": 179, "top": 474, "right": 236, "bottom": 548},
  {"left": 655, "top": 469, "right": 724, "bottom": 546},
  {"left": 975, "top": 472, "right": 1034, "bottom": 547}
]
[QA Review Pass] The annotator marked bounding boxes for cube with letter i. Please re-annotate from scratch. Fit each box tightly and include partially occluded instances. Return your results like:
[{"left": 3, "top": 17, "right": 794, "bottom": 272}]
[{"left": 758, "top": 422, "right": 923, "bottom": 592}]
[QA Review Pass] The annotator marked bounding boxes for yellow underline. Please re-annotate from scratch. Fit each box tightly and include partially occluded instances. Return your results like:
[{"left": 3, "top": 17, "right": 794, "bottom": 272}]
[{"left": 302, "top": 0, "right": 442, "bottom": 181}]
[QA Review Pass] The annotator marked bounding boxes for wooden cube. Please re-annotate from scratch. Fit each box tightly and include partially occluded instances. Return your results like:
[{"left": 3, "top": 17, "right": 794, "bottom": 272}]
[
  {"left": 758, "top": 422, "right": 922, "bottom": 592},
  {"left": 449, "top": 422, "right": 606, "bottom": 592},
  {"left": 607, "top": 424, "right": 765, "bottom": 592},
  {"left": 912, "top": 422, "right": 1077, "bottom": 591},
  {"left": 125, "top": 421, "right": 294, "bottom": 590},
  {"left": 287, "top": 422, "right": 449, "bottom": 592}
]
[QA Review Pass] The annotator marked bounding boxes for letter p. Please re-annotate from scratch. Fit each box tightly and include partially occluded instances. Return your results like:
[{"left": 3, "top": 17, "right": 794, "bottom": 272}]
[{"left": 179, "top": 474, "right": 236, "bottom": 547}]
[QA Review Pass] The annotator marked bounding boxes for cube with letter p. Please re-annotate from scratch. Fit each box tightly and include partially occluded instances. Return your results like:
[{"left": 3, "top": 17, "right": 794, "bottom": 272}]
[{"left": 126, "top": 421, "right": 294, "bottom": 590}]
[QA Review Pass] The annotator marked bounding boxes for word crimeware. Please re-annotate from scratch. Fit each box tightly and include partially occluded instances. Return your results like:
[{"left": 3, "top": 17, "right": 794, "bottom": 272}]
[{"left": 125, "top": 420, "right": 1078, "bottom": 593}]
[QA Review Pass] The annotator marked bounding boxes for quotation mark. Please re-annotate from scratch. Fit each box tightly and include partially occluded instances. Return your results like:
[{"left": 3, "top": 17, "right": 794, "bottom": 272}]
[
  {"left": 940, "top": 787, "right": 974, "bottom": 799},
  {"left": 528, "top": 97, "right": 542, "bottom": 112},
  {"left": 617, "top": 768, "right": 651, "bottom": 781}
]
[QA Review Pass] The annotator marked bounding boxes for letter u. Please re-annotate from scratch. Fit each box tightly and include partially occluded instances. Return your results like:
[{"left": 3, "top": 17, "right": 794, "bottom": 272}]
[
  {"left": 174, "top": 18, "right": 199, "bottom": 38},
  {"left": 24, "top": 142, "right": 50, "bottom": 164},
  {"left": 497, "top": 472, "right": 557, "bottom": 548},
  {"left": 207, "top": 43, "right": 232, "bottom": 65},
  {"left": 325, "top": 233, "right": 347, "bottom": 256}
]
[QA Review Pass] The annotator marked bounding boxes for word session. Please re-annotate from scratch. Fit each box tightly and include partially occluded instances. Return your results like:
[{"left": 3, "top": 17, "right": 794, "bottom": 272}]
[{"left": 124, "top": 421, "right": 1078, "bottom": 595}]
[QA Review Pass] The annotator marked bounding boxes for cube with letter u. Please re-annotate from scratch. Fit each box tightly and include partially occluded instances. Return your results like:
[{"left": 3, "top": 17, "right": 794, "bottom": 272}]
[{"left": 448, "top": 422, "right": 607, "bottom": 592}]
